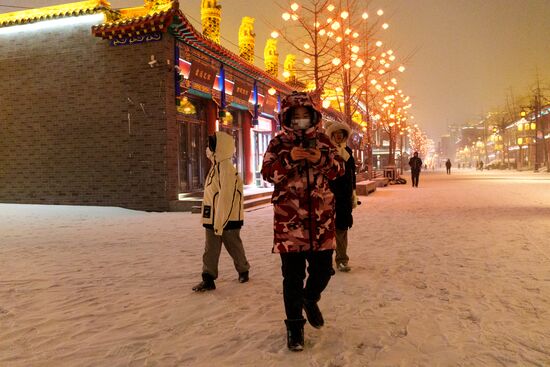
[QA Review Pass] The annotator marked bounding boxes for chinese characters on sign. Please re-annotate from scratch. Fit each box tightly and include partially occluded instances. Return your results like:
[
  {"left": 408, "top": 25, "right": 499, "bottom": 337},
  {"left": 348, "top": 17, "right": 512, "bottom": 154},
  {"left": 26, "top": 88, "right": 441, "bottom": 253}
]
[
  {"left": 189, "top": 61, "right": 216, "bottom": 87},
  {"left": 233, "top": 81, "right": 253, "bottom": 102}
]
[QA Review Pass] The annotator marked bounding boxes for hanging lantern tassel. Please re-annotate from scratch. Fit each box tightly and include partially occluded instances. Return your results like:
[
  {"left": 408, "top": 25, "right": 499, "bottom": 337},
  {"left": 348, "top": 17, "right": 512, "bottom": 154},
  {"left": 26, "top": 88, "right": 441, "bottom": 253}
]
[
  {"left": 252, "top": 80, "right": 259, "bottom": 126},
  {"left": 219, "top": 63, "right": 227, "bottom": 121}
]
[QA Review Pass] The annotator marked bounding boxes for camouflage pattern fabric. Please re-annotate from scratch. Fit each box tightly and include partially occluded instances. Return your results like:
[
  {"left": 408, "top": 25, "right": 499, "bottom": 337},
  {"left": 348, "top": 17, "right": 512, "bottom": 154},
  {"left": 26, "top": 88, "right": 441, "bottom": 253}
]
[
  {"left": 279, "top": 91, "right": 321, "bottom": 124},
  {"left": 261, "top": 128, "right": 345, "bottom": 253}
]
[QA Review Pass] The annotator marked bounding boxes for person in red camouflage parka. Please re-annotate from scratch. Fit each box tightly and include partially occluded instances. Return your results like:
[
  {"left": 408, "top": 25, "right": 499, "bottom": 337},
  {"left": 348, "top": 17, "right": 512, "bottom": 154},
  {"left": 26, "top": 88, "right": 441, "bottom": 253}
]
[{"left": 261, "top": 91, "right": 344, "bottom": 352}]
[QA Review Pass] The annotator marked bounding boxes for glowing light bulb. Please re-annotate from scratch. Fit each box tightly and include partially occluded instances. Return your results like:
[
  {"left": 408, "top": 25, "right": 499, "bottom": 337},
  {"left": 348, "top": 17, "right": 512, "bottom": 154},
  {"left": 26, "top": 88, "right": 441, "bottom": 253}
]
[
  {"left": 341, "top": 11, "right": 349, "bottom": 19},
  {"left": 398, "top": 66, "right": 405, "bottom": 72},
  {"left": 282, "top": 70, "right": 291, "bottom": 78},
  {"left": 391, "top": 78, "right": 397, "bottom": 84},
  {"left": 291, "top": 13, "right": 299, "bottom": 21},
  {"left": 356, "top": 59, "right": 365, "bottom": 67},
  {"left": 352, "top": 32, "right": 359, "bottom": 38},
  {"left": 271, "top": 31, "right": 279, "bottom": 38},
  {"left": 336, "top": 36, "right": 342, "bottom": 42},
  {"left": 327, "top": 18, "right": 333, "bottom": 23},
  {"left": 351, "top": 54, "right": 358, "bottom": 61},
  {"left": 345, "top": 28, "right": 352, "bottom": 35},
  {"left": 327, "top": 4, "right": 335, "bottom": 11},
  {"left": 332, "top": 58, "right": 341, "bottom": 66},
  {"left": 282, "top": 12, "right": 291, "bottom": 21},
  {"left": 377, "top": 9, "right": 384, "bottom": 16},
  {"left": 319, "top": 29, "right": 326, "bottom": 36},
  {"left": 351, "top": 45, "right": 360, "bottom": 53},
  {"left": 362, "top": 12, "right": 368, "bottom": 19},
  {"left": 304, "top": 57, "right": 311, "bottom": 64},
  {"left": 382, "top": 23, "right": 389, "bottom": 30},
  {"left": 344, "top": 63, "right": 351, "bottom": 69},
  {"left": 322, "top": 99, "right": 331, "bottom": 108},
  {"left": 376, "top": 41, "right": 383, "bottom": 47},
  {"left": 389, "top": 55, "right": 396, "bottom": 61},
  {"left": 388, "top": 50, "right": 394, "bottom": 55},
  {"left": 378, "top": 69, "right": 385, "bottom": 75},
  {"left": 371, "top": 79, "right": 377, "bottom": 85},
  {"left": 327, "top": 31, "right": 334, "bottom": 37},
  {"left": 290, "top": 3, "right": 299, "bottom": 11},
  {"left": 314, "top": 22, "right": 320, "bottom": 28},
  {"left": 303, "top": 43, "right": 310, "bottom": 49},
  {"left": 268, "top": 87, "right": 277, "bottom": 95},
  {"left": 331, "top": 21, "right": 341, "bottom": 30},
  {"left": 385, "top": 63, "right": 390, "bottom": 68}
]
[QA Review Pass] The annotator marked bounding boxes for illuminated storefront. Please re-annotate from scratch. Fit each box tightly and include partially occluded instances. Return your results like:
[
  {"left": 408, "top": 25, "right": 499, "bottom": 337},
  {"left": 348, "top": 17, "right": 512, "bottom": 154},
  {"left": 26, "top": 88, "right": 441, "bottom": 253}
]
[{"left": 0, "top": 0, "right": 293, "bottom": 211}]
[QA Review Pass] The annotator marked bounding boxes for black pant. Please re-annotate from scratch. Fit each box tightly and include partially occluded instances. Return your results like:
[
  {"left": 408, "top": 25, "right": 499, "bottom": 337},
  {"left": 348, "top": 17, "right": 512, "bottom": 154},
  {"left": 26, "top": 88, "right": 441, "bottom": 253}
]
[
  {"left": 280, "top": 250, "right": 334, "bottom": 320},
  {"left": 411, "top": 170, "right": 420, "bottom": 187},
  {"left": 446, "top": 167, "right": 451, "bottom": 174}
]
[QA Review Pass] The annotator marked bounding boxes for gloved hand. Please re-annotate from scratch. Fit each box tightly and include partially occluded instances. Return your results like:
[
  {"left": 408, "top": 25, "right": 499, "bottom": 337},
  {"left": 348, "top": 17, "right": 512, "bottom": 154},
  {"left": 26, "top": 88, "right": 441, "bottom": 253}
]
[{"left": 351, "top": 190, "right": 358, "bottom": 209}]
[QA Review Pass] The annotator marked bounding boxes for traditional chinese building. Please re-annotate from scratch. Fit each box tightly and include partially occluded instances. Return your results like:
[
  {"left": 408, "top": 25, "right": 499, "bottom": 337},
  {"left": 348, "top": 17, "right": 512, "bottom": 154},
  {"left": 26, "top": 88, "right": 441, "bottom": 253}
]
[{"left": 0, "top": 0, "right": 293, "bottom": 211}]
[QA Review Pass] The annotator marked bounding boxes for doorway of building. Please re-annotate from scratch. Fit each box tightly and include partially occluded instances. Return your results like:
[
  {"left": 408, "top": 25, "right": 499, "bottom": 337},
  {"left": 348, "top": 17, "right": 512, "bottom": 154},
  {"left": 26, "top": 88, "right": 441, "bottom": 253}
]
[
  {"left": 179, "top": 120, "right": 207, "bottom": 193},
  {"left": 177, "top": 96, "right": 207, "bottom": 193},
  {"left": 253, "top": 131, "right": 272, "bottom": 187}
]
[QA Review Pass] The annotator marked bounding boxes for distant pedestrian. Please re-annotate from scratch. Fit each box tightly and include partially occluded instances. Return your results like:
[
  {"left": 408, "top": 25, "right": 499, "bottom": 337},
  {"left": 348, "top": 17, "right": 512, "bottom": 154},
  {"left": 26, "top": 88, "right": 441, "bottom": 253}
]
[
  {"left": 192, "top": 132, "right": 250, "bottom": 292},
  {"left": 326, "top": 121, "right": 358, "bottom": 273},
  {"left": 261, "top": 91, "right": 344, "bottom": 352},
  {"left": 445, "top": 159, "right": 452, "bottom": 174},
  {"left": 479, "top": 160, "right": 484, "bottom": 171},
  {"left": 409, "top": 152, "right": 423, "bottom": 187}
]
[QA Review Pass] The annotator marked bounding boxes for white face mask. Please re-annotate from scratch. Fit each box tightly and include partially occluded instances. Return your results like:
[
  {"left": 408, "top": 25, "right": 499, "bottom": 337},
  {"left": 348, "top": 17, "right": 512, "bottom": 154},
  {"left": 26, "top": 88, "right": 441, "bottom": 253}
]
[{"left": 292, "top": 118, "right": 311, "bottom": 130}]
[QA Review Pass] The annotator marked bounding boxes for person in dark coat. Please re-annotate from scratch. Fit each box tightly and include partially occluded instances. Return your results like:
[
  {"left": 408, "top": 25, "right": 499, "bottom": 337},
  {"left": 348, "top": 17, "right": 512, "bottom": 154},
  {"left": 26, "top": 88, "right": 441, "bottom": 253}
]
[
  {"left": 409, "top": 151, "right": 422, "bottom": 187},
  {"left": 445, "top": 159, "right": 452, "bottom": 174},
  {"left": 326, "top": 121, "right": 357, "bottom": 273}
]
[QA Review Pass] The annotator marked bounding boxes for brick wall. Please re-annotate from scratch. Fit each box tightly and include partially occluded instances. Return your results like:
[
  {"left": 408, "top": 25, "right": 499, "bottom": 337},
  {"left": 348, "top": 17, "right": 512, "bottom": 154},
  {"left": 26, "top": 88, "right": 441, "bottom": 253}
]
[{"left": 0, "top": 19, "right": 179, "bottom": 211}]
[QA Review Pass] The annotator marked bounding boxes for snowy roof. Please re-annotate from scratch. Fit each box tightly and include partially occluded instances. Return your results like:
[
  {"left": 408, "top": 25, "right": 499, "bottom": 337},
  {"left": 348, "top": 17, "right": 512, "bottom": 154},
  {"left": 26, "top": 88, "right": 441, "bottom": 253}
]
[{"left": 0, "top": 0, "right": 114, "bottom": 29}]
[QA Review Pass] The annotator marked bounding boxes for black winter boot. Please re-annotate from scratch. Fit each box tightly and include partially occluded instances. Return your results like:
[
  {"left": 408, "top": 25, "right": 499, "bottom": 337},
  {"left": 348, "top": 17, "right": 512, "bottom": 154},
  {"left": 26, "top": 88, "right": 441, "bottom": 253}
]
[
  {"left": 192, "top": 272, "right": 216, "bottom": 292},
  {"left": 303, "top": 299, "right": 324, "bottom": 329},
  {"left": 238, "top": 271, "right": 249, "bottom": 283},
  {"left": 284, "top": 318, "right": 306, "bottom": 352}
]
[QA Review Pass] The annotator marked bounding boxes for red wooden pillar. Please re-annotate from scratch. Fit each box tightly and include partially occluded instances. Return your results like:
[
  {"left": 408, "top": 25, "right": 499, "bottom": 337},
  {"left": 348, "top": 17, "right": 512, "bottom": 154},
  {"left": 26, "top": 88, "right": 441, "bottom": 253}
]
[
  {"left": 242, "top": 112, "right": 254, "bottom": 185},
  {"left": 206, "top": 100, "right": 217, "bottom": 135}
]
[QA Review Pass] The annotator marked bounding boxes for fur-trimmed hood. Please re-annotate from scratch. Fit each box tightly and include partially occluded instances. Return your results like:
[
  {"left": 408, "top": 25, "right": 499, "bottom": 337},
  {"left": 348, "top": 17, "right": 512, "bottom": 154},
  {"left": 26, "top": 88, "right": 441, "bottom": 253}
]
[{"left": 325, "top": 121, "right": 352, "bottom": 144}]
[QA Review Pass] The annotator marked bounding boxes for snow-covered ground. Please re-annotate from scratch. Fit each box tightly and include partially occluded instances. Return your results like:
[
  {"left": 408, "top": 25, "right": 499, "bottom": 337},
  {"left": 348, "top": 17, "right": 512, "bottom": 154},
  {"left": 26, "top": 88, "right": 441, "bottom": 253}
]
[{"left": 1, "top": 170, "right": 550, "bottom": 367}]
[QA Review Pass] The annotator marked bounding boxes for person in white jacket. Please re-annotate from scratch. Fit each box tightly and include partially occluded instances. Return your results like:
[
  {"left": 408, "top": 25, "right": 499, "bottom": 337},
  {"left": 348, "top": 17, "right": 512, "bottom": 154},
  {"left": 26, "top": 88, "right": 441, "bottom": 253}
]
[{"left": 192, "top": 131, "right": 250, "bottom": 292}]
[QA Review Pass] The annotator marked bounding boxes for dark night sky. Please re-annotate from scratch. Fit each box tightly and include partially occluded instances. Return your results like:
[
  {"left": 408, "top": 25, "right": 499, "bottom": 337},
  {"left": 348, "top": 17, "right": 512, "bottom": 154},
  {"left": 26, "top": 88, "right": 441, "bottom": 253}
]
[{"left": 2, "top": 0, "right": 549, "bottom": 139}]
